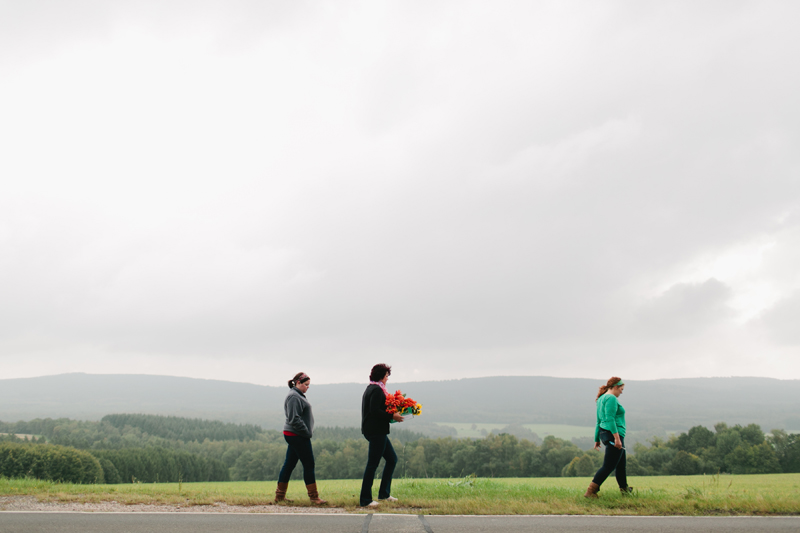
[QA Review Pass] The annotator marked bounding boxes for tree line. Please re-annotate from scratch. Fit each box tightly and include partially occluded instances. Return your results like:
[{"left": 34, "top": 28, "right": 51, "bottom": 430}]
[
  {"left": 101, "top": 414, "right": 262, "bottom": 442},
  {"left": 0, "top": 415, "right": 424, "bottom": 451},
  {"left": 627, "top": 423, "right": 796, "bottom": 476},
  {"left": 0, "top": 441, "right": 228, "bottom": 484},
  {"left": 0, "top": 442, "right": 103, "bottom": 484},
  {"left": 93, "top": 448, "right": 229, "bottom": 483},
  {"left": 2, "top": 415, "right": 799, "bottom": 484}
]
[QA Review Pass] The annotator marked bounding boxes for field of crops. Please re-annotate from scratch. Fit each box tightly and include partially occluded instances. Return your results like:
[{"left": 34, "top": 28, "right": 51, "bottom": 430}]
[{"left": 2, "top": 473, "right": 799, "bottom": 515}]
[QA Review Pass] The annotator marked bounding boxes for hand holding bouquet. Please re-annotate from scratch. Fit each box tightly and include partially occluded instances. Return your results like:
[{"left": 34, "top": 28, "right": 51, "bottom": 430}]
[{"left": 386, "top": 390, "right": 421, "bottom": 422}]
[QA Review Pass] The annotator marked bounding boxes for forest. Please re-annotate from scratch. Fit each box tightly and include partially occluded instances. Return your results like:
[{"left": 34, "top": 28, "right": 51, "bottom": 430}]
[{"left": 1, "top": 414, "right": 799, "bottom": 484}]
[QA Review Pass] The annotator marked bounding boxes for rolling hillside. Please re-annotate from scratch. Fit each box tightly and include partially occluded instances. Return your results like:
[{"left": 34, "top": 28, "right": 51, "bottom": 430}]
[{"left": 1, "top": 373, "right": 798, "bottom": 436}]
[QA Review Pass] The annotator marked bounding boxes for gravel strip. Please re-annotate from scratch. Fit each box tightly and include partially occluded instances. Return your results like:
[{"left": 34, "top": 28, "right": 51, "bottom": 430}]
[{"left": 0, "top": 496, "right": 350, "bottom": 513}]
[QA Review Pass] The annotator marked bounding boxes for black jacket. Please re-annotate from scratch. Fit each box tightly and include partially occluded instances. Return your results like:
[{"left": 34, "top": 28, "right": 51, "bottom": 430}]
[{"left": 361, "top": 384, "right": 393, "bottom": 436}]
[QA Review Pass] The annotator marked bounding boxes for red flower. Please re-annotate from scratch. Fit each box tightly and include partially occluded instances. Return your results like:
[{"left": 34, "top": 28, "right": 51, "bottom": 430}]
[{"left": 385, "top": 390, "right": 420, "bottom": 416}]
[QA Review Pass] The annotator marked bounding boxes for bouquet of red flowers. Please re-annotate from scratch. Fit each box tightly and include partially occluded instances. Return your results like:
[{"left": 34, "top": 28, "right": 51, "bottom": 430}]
[{"left": 386, "top": 390, "right": 421, "bottom": 422}]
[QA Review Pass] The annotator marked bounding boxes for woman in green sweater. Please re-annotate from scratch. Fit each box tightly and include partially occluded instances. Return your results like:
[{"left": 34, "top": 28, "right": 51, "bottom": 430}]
[{"left": 585, "top": 376, "right": 631, "bottom": 498}]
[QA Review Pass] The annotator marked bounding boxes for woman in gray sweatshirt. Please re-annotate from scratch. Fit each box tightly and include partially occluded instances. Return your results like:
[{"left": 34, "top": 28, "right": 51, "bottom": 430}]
[{"left": 275, "top": 372, "right": 326, "bottom": 504}]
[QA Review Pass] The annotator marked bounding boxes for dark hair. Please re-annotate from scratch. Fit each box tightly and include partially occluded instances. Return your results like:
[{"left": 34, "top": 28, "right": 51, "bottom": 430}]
[
  {"left": 596, "top": 376, "right": 622, "bottom": 401},
  {"left": 288, "top": 372, "right": 310, "bottom": 389},
  {"left": 369, "top": 364, "right": 391, "bottom": 382}
]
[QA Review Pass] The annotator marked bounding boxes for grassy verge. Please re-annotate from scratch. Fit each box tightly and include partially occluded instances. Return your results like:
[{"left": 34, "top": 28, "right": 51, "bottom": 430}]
[{"left": 2, "top": 474, "right": 800, "bottom": 515}]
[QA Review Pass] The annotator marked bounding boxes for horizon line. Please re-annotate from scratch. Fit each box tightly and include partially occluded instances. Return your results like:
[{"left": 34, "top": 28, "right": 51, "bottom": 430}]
[{"left": 1, "top": 371, "right": 795, "bottom": 387}]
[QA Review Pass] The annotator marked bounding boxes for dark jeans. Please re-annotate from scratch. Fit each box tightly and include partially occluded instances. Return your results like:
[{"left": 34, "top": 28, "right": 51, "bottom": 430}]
[
  {"left": 359, "top": 434, "right": 397, "bottom": 506},
  {"left": 278, "top": 435, "right": 316, "bottom": 485},
  {"left": 592, "top": 429, "right": 627, "bottom": 488}
]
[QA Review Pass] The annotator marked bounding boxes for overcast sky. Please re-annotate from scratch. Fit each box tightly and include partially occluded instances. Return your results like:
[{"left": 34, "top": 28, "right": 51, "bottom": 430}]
[{"left": 2, "top": 1, "right": 799, "bottom": 386}]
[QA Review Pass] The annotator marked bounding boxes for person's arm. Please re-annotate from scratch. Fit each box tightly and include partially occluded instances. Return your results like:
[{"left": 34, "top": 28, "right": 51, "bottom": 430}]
[
  {"left": 367, "top": 387, "right": 402, "bottom": 422},
  {"left": 593, "top": 400, "right": 603, "bottom": 449},
  {"left": 285, "top": 395, "right": 311, "bottom": 437},
  {"left": 602, "top": 396, "right": 622, "bottom": 448}
]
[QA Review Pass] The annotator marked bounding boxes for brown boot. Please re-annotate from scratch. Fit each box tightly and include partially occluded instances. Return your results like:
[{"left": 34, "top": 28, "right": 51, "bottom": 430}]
[
  {"left": 584, "top": 482, "right": 600, "bottom": 498},
  {"left": 306, "top": 483, "right": 327, "bottom": 505},
  {"left": 275, "top": 482, "right": 292, "bottom": 503},
  {"left": 620, "top": 486, "right": 633, "bottom": 495}
]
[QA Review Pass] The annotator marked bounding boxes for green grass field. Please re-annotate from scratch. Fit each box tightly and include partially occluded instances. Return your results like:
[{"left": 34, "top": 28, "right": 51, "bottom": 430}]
[
  {"left": 436, "top": 423, "right": 594, "bottom": 440},
  {"left": 2, "top": 474, "right": 799, "bottom": 515}
]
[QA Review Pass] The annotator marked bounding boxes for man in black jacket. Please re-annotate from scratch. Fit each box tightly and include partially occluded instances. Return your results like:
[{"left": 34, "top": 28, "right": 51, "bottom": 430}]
[{"left": 359, "top": 363, "right": 404, "bottom": 507}]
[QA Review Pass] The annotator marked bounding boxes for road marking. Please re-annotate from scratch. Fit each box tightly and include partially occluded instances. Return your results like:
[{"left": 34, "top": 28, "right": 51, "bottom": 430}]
[
  {"left": 418, "top": 514, "right": 434, "bottom": 533},
  {"left": 362, "top": 513, "right": 373, "bottom": 533}
]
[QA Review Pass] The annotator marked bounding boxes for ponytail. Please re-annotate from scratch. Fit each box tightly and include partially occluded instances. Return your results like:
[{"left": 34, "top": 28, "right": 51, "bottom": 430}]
[
  {"left": 288, "top": 372, "right": 310, "bottom": 389},
  {"left": 596, "top": 376, "right": 622, "bottom": 401}
]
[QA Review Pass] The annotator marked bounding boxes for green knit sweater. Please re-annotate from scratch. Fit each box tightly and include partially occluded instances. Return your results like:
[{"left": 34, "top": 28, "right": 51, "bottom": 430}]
[{"left": 594, "top": 392, "right": 626, "bottom": 442}]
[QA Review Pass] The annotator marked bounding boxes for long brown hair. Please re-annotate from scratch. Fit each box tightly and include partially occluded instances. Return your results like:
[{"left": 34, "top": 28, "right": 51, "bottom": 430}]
[{"left": 596, "top": 376, "right": 622, "bottom": 401}]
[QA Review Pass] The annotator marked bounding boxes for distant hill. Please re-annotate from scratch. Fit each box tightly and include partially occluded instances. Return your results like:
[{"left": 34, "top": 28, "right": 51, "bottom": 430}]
[{"left": 1, "top": 373, "right": 798, "bottom": 435}]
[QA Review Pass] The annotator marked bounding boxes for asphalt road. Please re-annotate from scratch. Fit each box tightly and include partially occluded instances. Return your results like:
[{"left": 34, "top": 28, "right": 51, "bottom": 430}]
[{"left": 1, "top": 513, "right": 799, "bottom": 532}]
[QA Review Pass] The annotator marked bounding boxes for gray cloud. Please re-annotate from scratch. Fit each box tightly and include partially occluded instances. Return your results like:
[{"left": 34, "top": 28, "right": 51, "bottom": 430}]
[
  {"left": 755, "top": 291, "right": 800, "bottom": 346},
  {"left": 632, "top": 279, "right": 733, "bottom": 338}
]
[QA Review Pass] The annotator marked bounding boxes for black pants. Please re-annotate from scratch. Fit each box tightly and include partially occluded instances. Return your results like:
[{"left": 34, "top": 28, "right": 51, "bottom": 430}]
[
  {"left": 591, "top": 429, "right": 627, "bottom": 488},
  {"left": 278, "top": 435, "right": 316, "bottom": 485},
  {"left": 359, "top": 434, "right": 397, "bottom": 506}
]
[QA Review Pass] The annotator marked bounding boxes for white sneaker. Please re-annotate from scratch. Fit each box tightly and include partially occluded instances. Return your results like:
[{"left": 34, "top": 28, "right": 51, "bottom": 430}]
[
  {"left": 365, "top": 501, "right": 380, "bottom": 508},
  {"left": 381, "top": 496, "right": 399, "bottom": 502}
]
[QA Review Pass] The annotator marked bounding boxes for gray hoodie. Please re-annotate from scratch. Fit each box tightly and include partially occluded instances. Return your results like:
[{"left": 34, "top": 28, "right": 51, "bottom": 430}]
[{"left": 283, "top": 387, "right": 314, "bottom": 438}]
